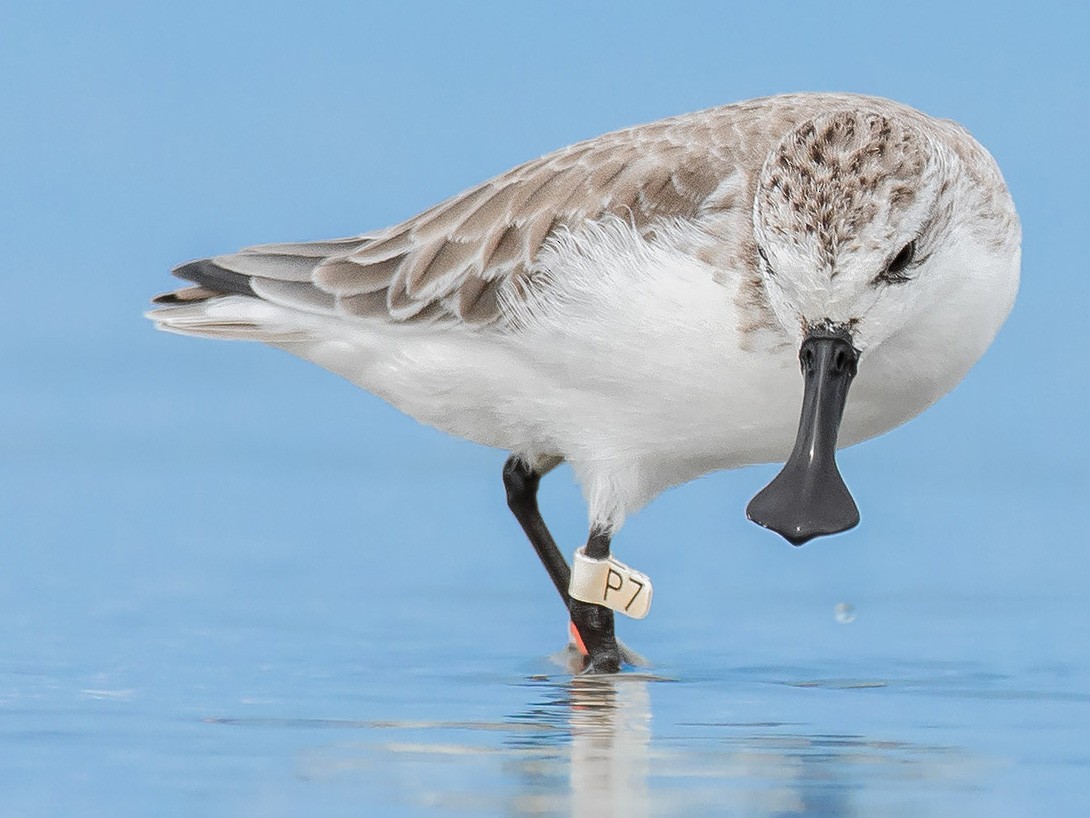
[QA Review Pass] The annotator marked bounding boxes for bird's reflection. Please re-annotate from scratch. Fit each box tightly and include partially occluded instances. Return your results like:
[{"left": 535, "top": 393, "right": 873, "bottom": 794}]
[
  {"left": 504, "top": 671, "right": 957, "bottom": 817},
  {"left": 283, "top": 667, "right": 972, "bottom": 815},
  {"left": 565, "top": 675, "right": 652, "bottom": 817}
]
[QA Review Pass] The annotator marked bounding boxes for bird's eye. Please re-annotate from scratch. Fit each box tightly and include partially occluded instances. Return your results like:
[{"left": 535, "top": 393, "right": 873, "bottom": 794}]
[{"left": 876, "top": 241, "right": 916, "bottom": 284}]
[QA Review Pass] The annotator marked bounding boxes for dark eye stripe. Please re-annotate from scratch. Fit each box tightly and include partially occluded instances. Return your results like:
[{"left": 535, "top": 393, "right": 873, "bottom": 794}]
[{"left": 756, "top": 245, "right": 777, "bottom": 276}]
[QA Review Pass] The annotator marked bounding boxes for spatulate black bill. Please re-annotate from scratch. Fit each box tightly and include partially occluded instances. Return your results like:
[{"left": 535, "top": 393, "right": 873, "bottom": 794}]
[{"left": 746, "top": 330, "right": 860, "bottom": 545}]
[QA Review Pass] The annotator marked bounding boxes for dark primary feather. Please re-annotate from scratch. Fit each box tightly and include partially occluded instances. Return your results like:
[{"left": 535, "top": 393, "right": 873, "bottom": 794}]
[{"left": 169, "top": 258, "right": 257, "bottom": 298}]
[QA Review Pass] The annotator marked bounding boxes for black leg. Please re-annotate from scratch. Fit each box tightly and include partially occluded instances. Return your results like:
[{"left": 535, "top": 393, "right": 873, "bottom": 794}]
[
  {"left": 568, "top": 528, "right": 622, "bottom": 673},
  {"left": 502, "top": 455, "right": 570, "bottom": 604},
  {"left": 503, "top": 456, "right": 630, "bottom": 673},
  {"left": 503, "top": 455, "right": 626, "bottom": 673}
]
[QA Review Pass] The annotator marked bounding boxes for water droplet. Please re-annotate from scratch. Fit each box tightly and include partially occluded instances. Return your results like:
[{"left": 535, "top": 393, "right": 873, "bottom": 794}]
[{"left": 834, "top": 602, "right": 855, "bottom": 624}]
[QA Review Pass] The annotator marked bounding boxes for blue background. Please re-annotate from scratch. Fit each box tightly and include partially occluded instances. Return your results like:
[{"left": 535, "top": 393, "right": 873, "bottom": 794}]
[{"left": 1, "top": 1, "right": 1087, "bottom": 815}]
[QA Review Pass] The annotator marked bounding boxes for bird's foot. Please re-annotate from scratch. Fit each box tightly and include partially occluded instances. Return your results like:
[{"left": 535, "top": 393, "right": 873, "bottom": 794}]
[
  {"left": 569, "top": 599, "right": 640, "bottom": 674},
  {"left": 560, "top": 622, "right": 647, "bottom": 673}
]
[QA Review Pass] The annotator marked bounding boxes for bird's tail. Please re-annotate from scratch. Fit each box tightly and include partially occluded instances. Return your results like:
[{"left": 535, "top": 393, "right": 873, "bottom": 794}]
[{"left": 147, "top": 256, "right": 327, "bottom": 342}]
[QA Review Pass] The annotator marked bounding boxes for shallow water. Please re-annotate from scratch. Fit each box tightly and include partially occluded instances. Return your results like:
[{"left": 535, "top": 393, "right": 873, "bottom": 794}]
[{"left": 3, "top": 593, "right": 1086, "bottom": 817}]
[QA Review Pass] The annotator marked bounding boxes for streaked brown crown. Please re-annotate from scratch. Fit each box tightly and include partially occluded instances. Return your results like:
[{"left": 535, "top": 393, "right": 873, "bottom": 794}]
[{"left": 755, "top": 110, "right": 929, "bottom": 270}]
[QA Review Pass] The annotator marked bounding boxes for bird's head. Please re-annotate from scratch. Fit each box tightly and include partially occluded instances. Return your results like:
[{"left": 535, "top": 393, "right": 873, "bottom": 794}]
[{"left": 745, "top": 107, "right": 1019, "bottom": 544}]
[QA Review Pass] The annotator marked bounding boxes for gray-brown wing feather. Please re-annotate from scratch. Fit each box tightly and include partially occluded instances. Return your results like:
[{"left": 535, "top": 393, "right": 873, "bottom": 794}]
[{"left": 168, "top": 121, "right": 740, "bottom": 325}]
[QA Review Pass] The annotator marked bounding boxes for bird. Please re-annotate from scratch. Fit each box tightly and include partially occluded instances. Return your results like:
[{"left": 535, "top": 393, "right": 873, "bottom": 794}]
[{"left": 148, "top": 92, "right": 1021, "bottom": 673}]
